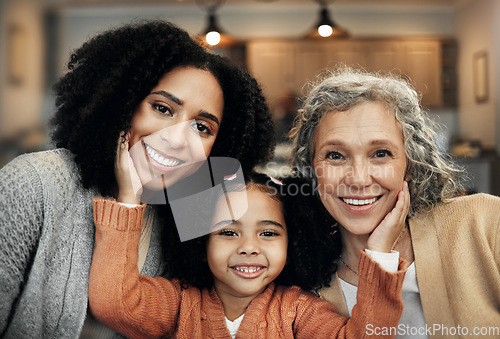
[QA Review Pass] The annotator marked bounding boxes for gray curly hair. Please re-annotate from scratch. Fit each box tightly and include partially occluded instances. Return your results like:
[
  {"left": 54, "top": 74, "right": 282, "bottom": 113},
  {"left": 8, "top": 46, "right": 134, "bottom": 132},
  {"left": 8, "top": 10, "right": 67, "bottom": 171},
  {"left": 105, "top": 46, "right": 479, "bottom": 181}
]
[{"left": 290, "top": 66, "right": 463, "bottom": 218}]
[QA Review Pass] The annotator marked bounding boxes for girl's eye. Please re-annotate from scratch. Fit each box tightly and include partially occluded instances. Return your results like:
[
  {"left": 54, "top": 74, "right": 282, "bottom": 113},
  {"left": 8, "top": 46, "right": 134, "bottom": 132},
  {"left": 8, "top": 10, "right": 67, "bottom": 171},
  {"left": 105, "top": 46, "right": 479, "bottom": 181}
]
[
  {"left": 152, "top": 103, "right": 173, "bottom": 116},
  {"left": 218, "top": 229, "right": 237, "bottom": 237},
  {"left": 192, "top": 121, "right": 213, "bottom": 136},
  {"left": 260, "top": 230, "right": 280, "bottom": 237},
  {"left": 374, "top": 150, "right": 392, "bottom": 158},
  {"left": 326, "top": 151, "right": 344, "bottom": 160}
]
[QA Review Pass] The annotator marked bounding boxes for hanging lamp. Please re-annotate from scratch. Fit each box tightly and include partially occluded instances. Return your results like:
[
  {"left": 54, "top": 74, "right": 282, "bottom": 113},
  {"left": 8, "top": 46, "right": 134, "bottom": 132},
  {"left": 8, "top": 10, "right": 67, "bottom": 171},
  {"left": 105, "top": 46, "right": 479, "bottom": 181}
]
[
  {"left": 196, "top": 0, "right": 236, "bottom": 47},
  {"left": 305, "top": 0, "right": 349, "bottom": 39}
]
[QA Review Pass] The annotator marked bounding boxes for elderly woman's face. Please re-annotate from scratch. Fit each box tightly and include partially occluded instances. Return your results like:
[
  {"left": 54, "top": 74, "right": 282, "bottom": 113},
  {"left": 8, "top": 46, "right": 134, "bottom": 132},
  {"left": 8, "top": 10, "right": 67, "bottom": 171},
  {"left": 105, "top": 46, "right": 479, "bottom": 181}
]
[
  {"left": 313, "top": 101, "right": 408, "bottom": 236},
  {"left": 128, "top": 66, "right": 224, "bottom": 191}
]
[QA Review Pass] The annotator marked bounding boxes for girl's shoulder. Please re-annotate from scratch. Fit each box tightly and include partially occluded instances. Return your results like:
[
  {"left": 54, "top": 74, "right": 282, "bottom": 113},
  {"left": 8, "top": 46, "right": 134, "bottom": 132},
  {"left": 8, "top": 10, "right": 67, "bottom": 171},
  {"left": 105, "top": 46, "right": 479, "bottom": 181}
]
[{"left": 275, "top": 284, "right": 329, "bottom": 306}]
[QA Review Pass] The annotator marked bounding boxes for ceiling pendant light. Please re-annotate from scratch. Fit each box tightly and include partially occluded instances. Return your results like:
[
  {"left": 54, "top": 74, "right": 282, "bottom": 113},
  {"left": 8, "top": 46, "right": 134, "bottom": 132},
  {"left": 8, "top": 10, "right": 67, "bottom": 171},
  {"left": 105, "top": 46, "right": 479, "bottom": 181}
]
[
  {"left": 196, "top": 0, "right": 236, "bottom": 47},
  {"left": 306, "top": 0, "right": 349, "bottom": 39}
]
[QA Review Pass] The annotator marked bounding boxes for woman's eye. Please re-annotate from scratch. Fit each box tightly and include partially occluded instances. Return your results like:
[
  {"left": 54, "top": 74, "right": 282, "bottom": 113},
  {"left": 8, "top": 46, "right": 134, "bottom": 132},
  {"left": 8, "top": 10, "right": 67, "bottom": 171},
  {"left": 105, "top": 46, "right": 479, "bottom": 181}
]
[
  {"left": 326, "top": 151, "right": 344, "bottom": 160},
  {"left": 152, "top": 103, "right": 173, "bottom": 116},
  {"left": 374, "top": 150, "right": 391, "bottom": 158},
  {"left": 192, "top": 121, "right": 213, "bottom": 136},
  {"left": 260, "top": 230, "right": 280, "bottom": 237}
]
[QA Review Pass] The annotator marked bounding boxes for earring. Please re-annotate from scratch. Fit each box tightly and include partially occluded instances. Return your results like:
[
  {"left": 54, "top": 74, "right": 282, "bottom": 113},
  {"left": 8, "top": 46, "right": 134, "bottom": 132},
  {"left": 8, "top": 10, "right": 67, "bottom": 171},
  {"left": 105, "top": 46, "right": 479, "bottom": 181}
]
[{"left": 329, "top": 222, "right": 338, "bottom": 236}]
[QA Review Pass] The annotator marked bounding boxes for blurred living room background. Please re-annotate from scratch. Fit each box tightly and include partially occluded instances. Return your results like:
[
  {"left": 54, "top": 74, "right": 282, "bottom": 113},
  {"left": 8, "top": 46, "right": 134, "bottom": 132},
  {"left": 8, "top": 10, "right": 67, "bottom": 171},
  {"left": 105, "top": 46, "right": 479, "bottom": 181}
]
[{"left": 0, "top": 0, "right": 499, "bottom": 195}]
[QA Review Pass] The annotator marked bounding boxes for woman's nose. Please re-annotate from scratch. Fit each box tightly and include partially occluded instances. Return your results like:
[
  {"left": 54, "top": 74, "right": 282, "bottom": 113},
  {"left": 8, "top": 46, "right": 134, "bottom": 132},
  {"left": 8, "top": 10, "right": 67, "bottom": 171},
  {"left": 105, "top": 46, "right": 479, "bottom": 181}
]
[
  {"left": 344, "top": 162, "right": 373, "bottom": 188},
  {"left": 159, "top": 121, "right": 190, "bottom": 149}
]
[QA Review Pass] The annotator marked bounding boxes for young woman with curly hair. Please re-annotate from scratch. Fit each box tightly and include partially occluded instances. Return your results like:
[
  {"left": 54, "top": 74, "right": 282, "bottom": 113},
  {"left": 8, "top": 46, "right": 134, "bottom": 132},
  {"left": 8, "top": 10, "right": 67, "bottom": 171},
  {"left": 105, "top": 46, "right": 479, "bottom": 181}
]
[
  {"left": 89, "top": 150, "right": 409, "bottom": 338},
  {"left": 289, "top": 66, "right": 500, "bottom": 334},
  {"left": 0, "top": 20, "right": 274, "bottom": 338}
]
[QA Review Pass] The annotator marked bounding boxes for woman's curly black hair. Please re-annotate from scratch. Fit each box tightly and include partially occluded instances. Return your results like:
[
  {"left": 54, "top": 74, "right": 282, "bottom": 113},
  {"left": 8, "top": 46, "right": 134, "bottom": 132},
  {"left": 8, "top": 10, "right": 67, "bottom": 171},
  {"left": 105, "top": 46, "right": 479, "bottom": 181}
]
[
  {"left": 163, "top": 172, "right": 339, "bottom": 292},
  {"left": 51, "top": 20, "right": 274, "bottom": 197}
]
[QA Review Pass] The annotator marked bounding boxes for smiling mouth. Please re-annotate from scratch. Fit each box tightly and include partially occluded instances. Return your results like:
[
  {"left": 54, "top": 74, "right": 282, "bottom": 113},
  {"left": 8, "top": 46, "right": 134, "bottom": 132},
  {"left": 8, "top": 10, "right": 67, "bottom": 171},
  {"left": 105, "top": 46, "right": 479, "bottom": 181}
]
[
  {"left": 144, "top": 143, "right": 184, "bottom": 167},
  {"left": 341, "top": 196, "right": 380, "bottom": 206},
  {"left": 231, "top": 266, "right": 265, "bottom": 273}
]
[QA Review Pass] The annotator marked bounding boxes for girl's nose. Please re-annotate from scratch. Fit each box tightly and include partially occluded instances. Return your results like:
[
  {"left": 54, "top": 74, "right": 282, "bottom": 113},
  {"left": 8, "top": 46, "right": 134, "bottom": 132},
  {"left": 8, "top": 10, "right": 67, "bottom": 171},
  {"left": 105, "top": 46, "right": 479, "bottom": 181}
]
[{"left": 237, "top": 236, "right": 260, "bottom": 256}]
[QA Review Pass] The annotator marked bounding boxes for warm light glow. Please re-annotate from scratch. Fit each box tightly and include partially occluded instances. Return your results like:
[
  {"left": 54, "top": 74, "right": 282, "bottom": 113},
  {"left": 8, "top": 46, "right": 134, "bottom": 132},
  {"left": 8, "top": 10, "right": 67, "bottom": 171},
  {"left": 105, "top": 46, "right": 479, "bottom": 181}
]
[
  {"left": 206, "top": 31, "right": 221, "bottom": 46},
  {"left": 318, "top": 24, "right": 333, "bottom": 37}
]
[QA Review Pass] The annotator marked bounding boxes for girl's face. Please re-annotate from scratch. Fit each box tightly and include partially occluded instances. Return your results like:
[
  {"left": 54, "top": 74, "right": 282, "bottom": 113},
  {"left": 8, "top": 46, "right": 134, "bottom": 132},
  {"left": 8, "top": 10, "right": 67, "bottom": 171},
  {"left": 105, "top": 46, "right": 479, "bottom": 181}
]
[
  {"left": 207, "top": 188, "right": 287, "bottom": 304},
  {"left": 128, "top": 66, "right": 224, "bottom": 190},
  {"left": 313, "top": 101, "right": 408, "bottom": 236}
]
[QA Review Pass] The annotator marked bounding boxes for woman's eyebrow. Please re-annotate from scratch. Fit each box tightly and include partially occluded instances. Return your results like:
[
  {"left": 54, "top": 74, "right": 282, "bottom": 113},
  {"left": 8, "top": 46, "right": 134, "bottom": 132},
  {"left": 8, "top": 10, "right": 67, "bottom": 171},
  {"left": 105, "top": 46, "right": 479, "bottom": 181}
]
[
  {"left": 150, "top": 90, "right": 182, "bottom": 105},
  {"left": 318, "top": 138, "right": 345, "bottom": 149},
  {"left": 149, "top": 91, "right": 219, "bottom": 126},
  {"left": 369, "top": 139, "right": 396, "bottom": 147},
  {"left": 199, "top": 112, "right": 220, "bottom": 126}
]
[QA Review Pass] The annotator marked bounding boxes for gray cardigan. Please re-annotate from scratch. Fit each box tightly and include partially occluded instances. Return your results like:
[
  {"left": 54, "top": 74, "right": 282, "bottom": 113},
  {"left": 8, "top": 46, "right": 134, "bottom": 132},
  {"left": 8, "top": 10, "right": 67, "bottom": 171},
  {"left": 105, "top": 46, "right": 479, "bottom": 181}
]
[{"left": 0, "top": 149, "right": 166, "bottom": 338}]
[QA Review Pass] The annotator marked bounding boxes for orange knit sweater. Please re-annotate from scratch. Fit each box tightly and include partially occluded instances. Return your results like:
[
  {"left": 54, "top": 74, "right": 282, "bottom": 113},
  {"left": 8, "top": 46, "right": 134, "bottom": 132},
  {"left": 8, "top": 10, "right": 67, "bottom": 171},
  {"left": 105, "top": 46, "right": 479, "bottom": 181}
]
[{"left": 89, "top": 198, "right": 408, "bottom": 338}]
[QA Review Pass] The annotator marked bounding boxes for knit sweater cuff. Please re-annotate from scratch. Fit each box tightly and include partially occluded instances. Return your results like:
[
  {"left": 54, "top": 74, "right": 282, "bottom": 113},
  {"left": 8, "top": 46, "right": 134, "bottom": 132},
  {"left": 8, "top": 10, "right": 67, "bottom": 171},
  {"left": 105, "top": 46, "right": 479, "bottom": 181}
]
[
  {"left": 92, "top": 197, "right": 146, "bottom": 232},
  {"left": 358, "top": 250, "right": 408, "bottom": 294}
]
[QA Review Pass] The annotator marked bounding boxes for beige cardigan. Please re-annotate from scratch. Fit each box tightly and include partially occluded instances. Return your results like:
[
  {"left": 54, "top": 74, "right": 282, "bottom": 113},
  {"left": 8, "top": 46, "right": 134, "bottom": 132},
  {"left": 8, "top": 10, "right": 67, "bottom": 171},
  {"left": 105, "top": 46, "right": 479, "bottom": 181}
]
[{"left": 318, "top": 193, "right": 500, "bottom": 338}]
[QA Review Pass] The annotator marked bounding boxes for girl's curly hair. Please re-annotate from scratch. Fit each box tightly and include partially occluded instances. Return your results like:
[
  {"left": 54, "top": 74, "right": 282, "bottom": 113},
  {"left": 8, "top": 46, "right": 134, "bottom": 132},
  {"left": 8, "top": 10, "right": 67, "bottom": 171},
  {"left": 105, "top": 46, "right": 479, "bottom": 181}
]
[
  {"left": 162, "top": 172, "right": 335, "bottom": 291},
  {"left": 51, "top": 20, "right": 274, "bottom": 197},
  {"left": 290, "top": 65, "right": 464, "bottom": 218}
]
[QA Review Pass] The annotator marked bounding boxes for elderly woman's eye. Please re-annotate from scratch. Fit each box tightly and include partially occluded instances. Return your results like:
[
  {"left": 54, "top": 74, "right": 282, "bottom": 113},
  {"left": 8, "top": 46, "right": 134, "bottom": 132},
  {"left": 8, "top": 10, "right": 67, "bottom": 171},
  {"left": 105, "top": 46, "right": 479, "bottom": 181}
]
[
  {"left": 374, "top": 150, "right": 391, "bottom": 158},
  {"left": 326, "top": 151, "right": 343, "bottom": 160}
]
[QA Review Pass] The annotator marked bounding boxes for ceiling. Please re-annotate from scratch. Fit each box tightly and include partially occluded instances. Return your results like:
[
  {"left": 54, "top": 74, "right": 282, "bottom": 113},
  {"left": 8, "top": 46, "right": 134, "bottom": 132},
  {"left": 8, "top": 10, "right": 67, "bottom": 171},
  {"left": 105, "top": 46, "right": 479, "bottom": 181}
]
[{"left": 46, "top": 0, "right": 466, "bottom": 7}]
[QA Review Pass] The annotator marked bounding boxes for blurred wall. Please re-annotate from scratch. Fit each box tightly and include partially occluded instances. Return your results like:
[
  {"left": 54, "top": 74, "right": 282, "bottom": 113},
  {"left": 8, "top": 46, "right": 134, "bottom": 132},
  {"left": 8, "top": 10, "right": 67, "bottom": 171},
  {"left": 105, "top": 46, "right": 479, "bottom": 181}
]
[
  {"left": 55, "top": 3, "right": 456, "bottom": 78},
  {"left": 456, "top": 0, "right": 498, "bottom": 151},
  {"left": 0, "top": 0, "right": 481, "bottom": 169},
  {"left": 0, "top": 0, "right": 45, "bottom": 140}
]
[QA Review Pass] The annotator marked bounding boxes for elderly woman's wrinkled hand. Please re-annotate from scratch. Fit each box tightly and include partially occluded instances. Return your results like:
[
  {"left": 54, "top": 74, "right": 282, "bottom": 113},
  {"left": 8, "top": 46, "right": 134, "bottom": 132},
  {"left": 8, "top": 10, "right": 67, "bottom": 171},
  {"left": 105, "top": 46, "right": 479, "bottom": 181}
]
[
  {"left": 115, "top": 131, "right": 142, "bottom": 204},
  {"left": 366, "top": 181, "right": 410, "bottom": 253}
]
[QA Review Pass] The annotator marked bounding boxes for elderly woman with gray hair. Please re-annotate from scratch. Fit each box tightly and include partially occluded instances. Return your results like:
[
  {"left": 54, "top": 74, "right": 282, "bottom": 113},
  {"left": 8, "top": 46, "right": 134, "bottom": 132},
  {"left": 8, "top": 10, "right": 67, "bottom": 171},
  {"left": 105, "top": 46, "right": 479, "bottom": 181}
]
[{"left": 289, "top": 66, "right": 500, "bottom": 337}]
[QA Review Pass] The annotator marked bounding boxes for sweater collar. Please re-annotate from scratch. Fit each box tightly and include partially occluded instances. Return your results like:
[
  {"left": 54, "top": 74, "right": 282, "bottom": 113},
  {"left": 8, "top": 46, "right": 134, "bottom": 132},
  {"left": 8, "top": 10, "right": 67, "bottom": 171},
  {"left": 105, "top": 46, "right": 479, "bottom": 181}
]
[{"left": 204, "top": 283, "right": 277, "bottom": 337}]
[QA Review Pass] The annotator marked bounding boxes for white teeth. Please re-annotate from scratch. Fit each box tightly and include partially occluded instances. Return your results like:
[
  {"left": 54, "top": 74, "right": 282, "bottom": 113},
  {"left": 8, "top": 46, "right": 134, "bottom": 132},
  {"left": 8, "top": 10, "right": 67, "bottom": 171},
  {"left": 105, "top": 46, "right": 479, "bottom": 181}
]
[
  {"left": 145, "top": 144, "right": 180, "bottom": 167},
  {"left": 342, "top": 197, "right": 378, "bottom": 206},
  {"left": 233, "top": 266, "right": 262, "bottom": 273}
]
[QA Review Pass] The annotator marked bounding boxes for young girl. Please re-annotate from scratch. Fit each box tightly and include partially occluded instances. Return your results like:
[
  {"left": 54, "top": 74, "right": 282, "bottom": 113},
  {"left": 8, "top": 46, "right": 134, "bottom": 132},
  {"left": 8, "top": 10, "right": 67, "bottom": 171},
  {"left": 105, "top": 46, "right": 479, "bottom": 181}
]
[{"left": 88, "top": 137, "right": 410, "bottom": 338}]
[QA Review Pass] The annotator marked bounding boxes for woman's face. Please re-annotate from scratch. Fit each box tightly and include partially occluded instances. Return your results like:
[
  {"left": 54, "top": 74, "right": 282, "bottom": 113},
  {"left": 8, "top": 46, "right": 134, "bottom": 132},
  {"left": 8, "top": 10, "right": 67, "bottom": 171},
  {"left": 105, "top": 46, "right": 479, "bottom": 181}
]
[
  {"left": 313, "top": 101, "right": 408, "bottom": 236},
  {"left": 128, "top": 66, "right": 224, "bottom": 190}
]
